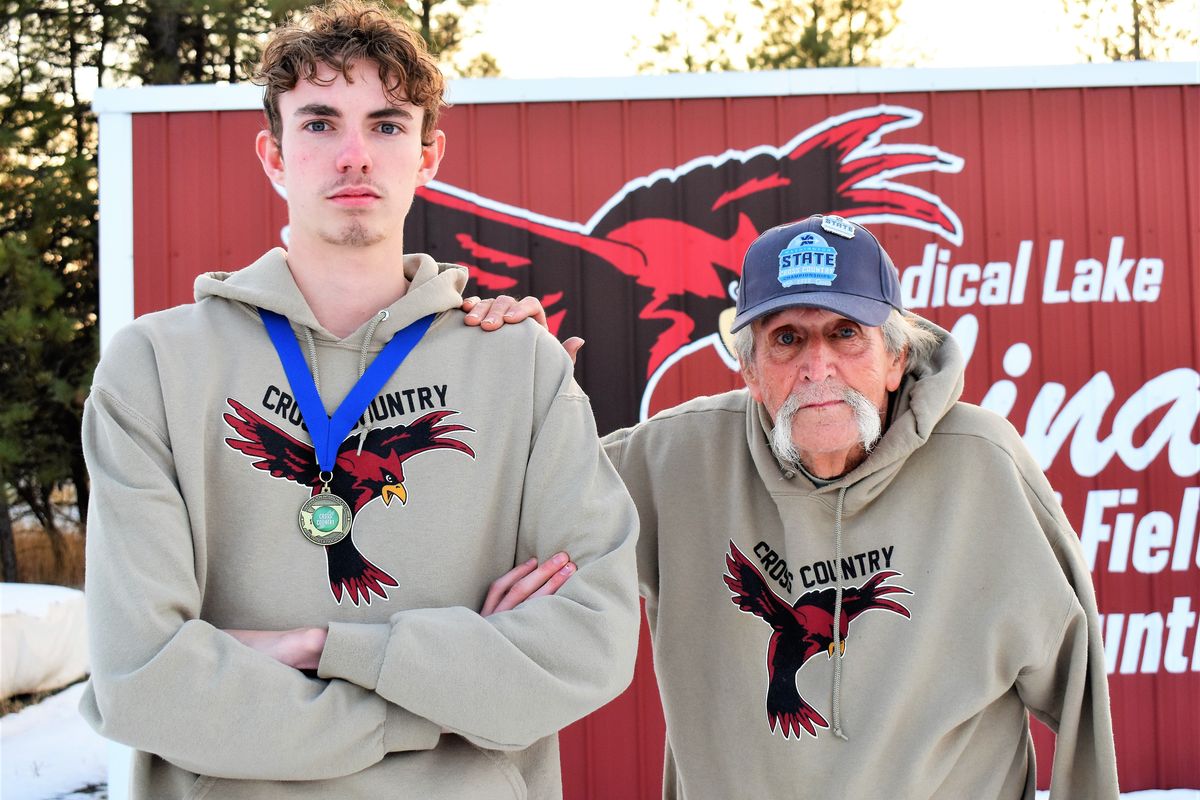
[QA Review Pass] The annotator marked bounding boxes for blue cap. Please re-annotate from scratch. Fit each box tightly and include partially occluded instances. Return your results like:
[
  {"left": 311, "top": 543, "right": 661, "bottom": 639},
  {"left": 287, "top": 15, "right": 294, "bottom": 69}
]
[{"left": 731, "top": 215, "right": 903, "bottom": 332}]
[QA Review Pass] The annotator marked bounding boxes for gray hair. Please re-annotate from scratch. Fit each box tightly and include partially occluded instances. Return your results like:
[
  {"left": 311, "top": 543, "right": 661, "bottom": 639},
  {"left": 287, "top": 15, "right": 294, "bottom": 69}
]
[{"left": 733, "top": 309, "right": 939, "bottom": 377}]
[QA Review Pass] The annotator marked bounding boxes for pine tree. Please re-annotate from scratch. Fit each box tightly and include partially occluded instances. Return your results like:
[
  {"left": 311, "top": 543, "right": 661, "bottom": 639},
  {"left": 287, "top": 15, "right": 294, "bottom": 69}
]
[
  {"left": 1063, "top": 0, "right": 1199, "bottom": 60},
  {"left": 1, "top": 0, "right": 102, "bottom": 579},
  {"left": 394, "top": 0, "right": 500, "bottom": 77},
  {"left": 121, "top": 0, "right": 499, "bottom": 84},
  {"left": 636, "top": 0, "right": 902, "bottom": 73}
]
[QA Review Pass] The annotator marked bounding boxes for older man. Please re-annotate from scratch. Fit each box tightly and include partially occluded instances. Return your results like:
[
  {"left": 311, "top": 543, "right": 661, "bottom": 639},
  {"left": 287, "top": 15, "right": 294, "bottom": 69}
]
[{"left": 471, "top": 214, "right": 1119, "bottom": 798}]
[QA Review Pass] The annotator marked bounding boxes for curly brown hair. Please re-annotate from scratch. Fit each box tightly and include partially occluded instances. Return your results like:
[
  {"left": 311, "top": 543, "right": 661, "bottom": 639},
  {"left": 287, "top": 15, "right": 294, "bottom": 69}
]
[{"left": 254, "top": 0, "right": 446, "bottom": 146}]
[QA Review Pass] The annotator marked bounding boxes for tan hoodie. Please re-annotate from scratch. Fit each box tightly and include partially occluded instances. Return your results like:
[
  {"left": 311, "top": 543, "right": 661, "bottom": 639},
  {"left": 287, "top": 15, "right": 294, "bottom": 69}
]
[
  {"left": 80, "top": 249, "right": 640, "bottom": 799},
  {"left": 604, "top": 322, "right": 1118, "bottom": 799}
]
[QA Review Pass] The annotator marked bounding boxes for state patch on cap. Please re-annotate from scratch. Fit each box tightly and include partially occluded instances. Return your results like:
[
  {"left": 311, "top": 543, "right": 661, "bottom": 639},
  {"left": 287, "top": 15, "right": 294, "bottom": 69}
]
[
  {"left": 778, "top": 231, "right": 839, "bottom": 288},
  {"left": 820, "top": 215, "right": 856, "bottom": 239}
]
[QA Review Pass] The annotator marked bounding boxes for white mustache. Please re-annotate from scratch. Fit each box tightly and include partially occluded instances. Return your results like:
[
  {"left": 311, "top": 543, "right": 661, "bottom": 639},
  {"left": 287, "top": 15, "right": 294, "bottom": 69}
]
[
  {"left": 770, "top": 382, "right": 883, "bottom": 468},
  {"left": 782, "top": 382, "right": 861, "bottom": 411}
]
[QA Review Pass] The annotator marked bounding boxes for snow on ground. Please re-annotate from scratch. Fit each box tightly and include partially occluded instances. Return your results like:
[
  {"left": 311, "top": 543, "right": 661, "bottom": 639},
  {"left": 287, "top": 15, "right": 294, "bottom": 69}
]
[
  {"left": 1, "top": 682, "right": 107, "bottom": 800},
  {"left": 1, "top": 682, "right": 1197, "bottom": 800},
  {"left": 1, "top": 583, "right": 88, "bottom": 700}
]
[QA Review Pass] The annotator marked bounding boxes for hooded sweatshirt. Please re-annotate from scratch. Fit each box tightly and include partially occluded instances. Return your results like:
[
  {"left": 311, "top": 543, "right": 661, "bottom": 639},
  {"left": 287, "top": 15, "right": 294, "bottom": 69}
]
[
  {"left": 603, "top": 322, "right": 1118, "bottom": 800},
  {"left": 80, "top": 249, "right": 640, "bottom": 800}
]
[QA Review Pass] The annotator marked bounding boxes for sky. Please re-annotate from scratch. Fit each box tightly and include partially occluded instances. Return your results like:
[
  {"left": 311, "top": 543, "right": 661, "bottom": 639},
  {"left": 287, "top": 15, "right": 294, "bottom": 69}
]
[
  {"left": 469, "top": 0, "right": 1200, "bottom": 78},
  {"left": 67, "top": 0, "right": 1200, "bottom": 98}
]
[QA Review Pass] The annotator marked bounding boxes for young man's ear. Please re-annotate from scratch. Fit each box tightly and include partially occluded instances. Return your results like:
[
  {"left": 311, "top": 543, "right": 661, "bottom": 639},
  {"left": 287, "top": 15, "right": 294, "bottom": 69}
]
[
  {"left": 415, "top": 129, "right": 446, "bottom": 187},
  {"left": 256, "top": 130, "right": 285, "bottom": 185}
]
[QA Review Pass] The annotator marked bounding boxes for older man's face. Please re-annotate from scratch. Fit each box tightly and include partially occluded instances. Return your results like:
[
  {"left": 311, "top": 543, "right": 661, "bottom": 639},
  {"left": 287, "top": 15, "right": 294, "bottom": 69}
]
[{"left": 742, "top": 307, "right": 905, "bottom": 478}]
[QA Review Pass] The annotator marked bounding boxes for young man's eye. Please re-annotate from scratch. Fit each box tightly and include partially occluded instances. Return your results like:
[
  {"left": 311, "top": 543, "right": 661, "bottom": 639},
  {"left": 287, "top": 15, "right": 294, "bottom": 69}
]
[
  {"left": 378, "top": 122, "right": 401, "bottom": 135},
  {"left": 304, "top": 120, "right": 329, "bottom": 132}
]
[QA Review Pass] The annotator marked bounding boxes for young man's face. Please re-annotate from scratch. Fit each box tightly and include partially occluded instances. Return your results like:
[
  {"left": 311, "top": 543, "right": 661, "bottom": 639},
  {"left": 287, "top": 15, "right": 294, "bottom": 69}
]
[{"left": 256, "top": 60, "right": 444, "bottom": 253}]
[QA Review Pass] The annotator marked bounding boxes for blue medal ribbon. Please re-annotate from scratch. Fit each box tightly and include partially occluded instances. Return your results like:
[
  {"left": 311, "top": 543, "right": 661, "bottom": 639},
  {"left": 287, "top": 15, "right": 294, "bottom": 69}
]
[{"left": 259, "top": 309, "right": 435, "bottom": 473}]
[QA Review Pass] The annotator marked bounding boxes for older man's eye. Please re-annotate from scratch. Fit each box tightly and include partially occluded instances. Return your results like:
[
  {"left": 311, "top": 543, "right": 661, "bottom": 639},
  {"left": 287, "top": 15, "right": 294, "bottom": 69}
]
[{"left": 778, "top": 331, "right": 797, "bottom": 345}]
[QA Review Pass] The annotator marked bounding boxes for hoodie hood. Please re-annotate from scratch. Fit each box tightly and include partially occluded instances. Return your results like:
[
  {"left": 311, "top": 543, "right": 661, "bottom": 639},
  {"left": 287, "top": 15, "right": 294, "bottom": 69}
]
[
  {"left": 748, "top": 316, "right": 966, "bottom": 516},
  {"left": 193, "top": 248, "right": 468, "bottom": 342}
]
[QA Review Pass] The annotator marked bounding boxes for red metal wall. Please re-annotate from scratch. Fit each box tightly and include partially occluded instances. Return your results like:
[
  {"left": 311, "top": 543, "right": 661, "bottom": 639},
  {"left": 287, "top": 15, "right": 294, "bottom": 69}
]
[{"left": 127, "top": 82, "right": 1199, "bottom": 794}]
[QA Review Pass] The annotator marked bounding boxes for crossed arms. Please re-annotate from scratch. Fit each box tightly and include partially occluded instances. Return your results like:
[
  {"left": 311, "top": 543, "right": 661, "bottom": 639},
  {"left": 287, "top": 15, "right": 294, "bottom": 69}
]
[{"left": 226, "top": 553, "right": 578, "bottom": 669}]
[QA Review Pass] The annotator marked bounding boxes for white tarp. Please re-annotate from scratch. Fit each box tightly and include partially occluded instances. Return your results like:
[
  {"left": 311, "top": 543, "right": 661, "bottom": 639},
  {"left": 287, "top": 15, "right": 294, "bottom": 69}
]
[{"left": 1, "top": 583, "right": 88, "bottom": 699}]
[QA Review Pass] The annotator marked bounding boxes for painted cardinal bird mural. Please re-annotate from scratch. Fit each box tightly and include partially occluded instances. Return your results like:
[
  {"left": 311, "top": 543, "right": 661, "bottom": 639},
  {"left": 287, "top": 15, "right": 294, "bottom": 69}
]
[
  {"left": 723, "top": 541, "right": 912, "bottom": 739},
  {"left": 223, "top": 399, "right": 475, "bottom": 605},
  {"left": 402, "top": 104, "right": 963, "bottom": 431}
]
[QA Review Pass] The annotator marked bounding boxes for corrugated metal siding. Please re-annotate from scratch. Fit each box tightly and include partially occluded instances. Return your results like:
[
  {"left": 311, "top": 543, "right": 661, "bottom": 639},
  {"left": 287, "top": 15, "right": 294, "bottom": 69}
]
[
  {"left": 132, "top": 110, "right": 287, "bottom": 312},
  {"left": 129, "top": 83, "right": 1199, "bottom": 794}
]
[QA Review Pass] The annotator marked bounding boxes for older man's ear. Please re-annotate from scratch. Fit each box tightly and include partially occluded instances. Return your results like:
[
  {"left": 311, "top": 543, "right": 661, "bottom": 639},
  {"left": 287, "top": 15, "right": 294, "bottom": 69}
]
[
  {"left": 886, "top": 346, "right": 907, "bottom": 392},
  {"left": 462, "top": 295, "right": 584, "bottom": 363}
]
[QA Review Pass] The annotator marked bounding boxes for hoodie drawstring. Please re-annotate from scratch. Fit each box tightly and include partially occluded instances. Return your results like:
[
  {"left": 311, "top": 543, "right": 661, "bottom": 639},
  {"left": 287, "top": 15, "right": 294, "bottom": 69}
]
[
  {"left": 302, "top": 326, "right": 320, "bottom": 393},
  {"left": 831, "top": 485, "right": 850, "bottom": 741},
  {"left": 300, "top": 309, "right": 390, "bottom": 455},
  {"left": 353, "top": 310, "right": 390, "bottom": 454}
]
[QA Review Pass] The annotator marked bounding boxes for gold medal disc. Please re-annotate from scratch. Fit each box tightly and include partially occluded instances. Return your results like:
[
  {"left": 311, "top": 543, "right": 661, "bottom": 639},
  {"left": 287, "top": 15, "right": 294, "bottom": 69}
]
[{"left": 299, "top": 493, "right": 353, "bottom": 546}]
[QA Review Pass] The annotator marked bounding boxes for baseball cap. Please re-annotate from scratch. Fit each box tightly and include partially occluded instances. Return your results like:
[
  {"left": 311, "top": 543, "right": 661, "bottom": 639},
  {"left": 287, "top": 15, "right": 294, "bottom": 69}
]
[{"left": 731, "top": 215, "right": 903, "bottom": 332}]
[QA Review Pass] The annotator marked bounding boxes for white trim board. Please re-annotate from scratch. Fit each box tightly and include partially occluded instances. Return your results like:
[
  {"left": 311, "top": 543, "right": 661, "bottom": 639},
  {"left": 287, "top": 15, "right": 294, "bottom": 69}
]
[
  {"left": 96, "top": 111, "right": 133, "bottom": 354},
  {"left": 92, "top": 61, "right": 1200, "bottom": 114}
]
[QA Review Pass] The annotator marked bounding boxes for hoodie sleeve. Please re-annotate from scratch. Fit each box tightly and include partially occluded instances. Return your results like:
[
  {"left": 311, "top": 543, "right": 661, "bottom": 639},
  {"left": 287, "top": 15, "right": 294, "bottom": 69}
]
[
  {"left": 602, "top": 425, "right": 660, "bottom": 604},
  {"left": 1013, "top": 471, "right": 1119, "bottom": 798},
  {"left": 317, "top": 333, "right": 641, "bottom": 749},
  {"left": 80, "top": 332, "right": 441, "bottom": 781}
]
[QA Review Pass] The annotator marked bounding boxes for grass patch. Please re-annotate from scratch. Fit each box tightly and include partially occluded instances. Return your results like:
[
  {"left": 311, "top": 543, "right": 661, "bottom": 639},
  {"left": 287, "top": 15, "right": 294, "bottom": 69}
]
[
  {"left": 0, "top": 677, "right": 87, "bottom": 716},
  {"left": 11, "top": 524, "right": 85, "bottom": 588},
  {"left": 0, "top": 686, "right": 61, "bottom": 716}
]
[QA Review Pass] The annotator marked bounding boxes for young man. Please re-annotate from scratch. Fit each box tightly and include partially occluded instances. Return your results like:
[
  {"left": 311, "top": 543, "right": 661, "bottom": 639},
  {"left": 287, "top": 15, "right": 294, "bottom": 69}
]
[
  {"left": 473, "top": 216, "right": 1119, "bottom": 798},
  {"left": 80, "top": 3, "right": 639, "bottom": 797}
]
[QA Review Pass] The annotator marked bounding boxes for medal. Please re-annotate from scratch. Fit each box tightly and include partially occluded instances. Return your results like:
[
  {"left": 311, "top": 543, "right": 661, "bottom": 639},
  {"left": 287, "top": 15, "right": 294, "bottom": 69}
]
[
  {"left": 260, "top": 308, "right": 434, "bottom": 547},
  {"left": 298, "top": 472, "right": 353, "bottom": 545}
]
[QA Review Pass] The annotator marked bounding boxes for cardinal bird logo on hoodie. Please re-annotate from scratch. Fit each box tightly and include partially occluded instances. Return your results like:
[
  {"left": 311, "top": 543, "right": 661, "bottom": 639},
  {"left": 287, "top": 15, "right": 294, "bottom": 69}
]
[
  {"left": 401, "top": 104, "right": 964, "bottom": 429},
  {"left": 723, "top": 541, "right": 913, "bottom": 739},
  {"left": 223, "top": 399, "right": 475, "bottom": 606}
]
